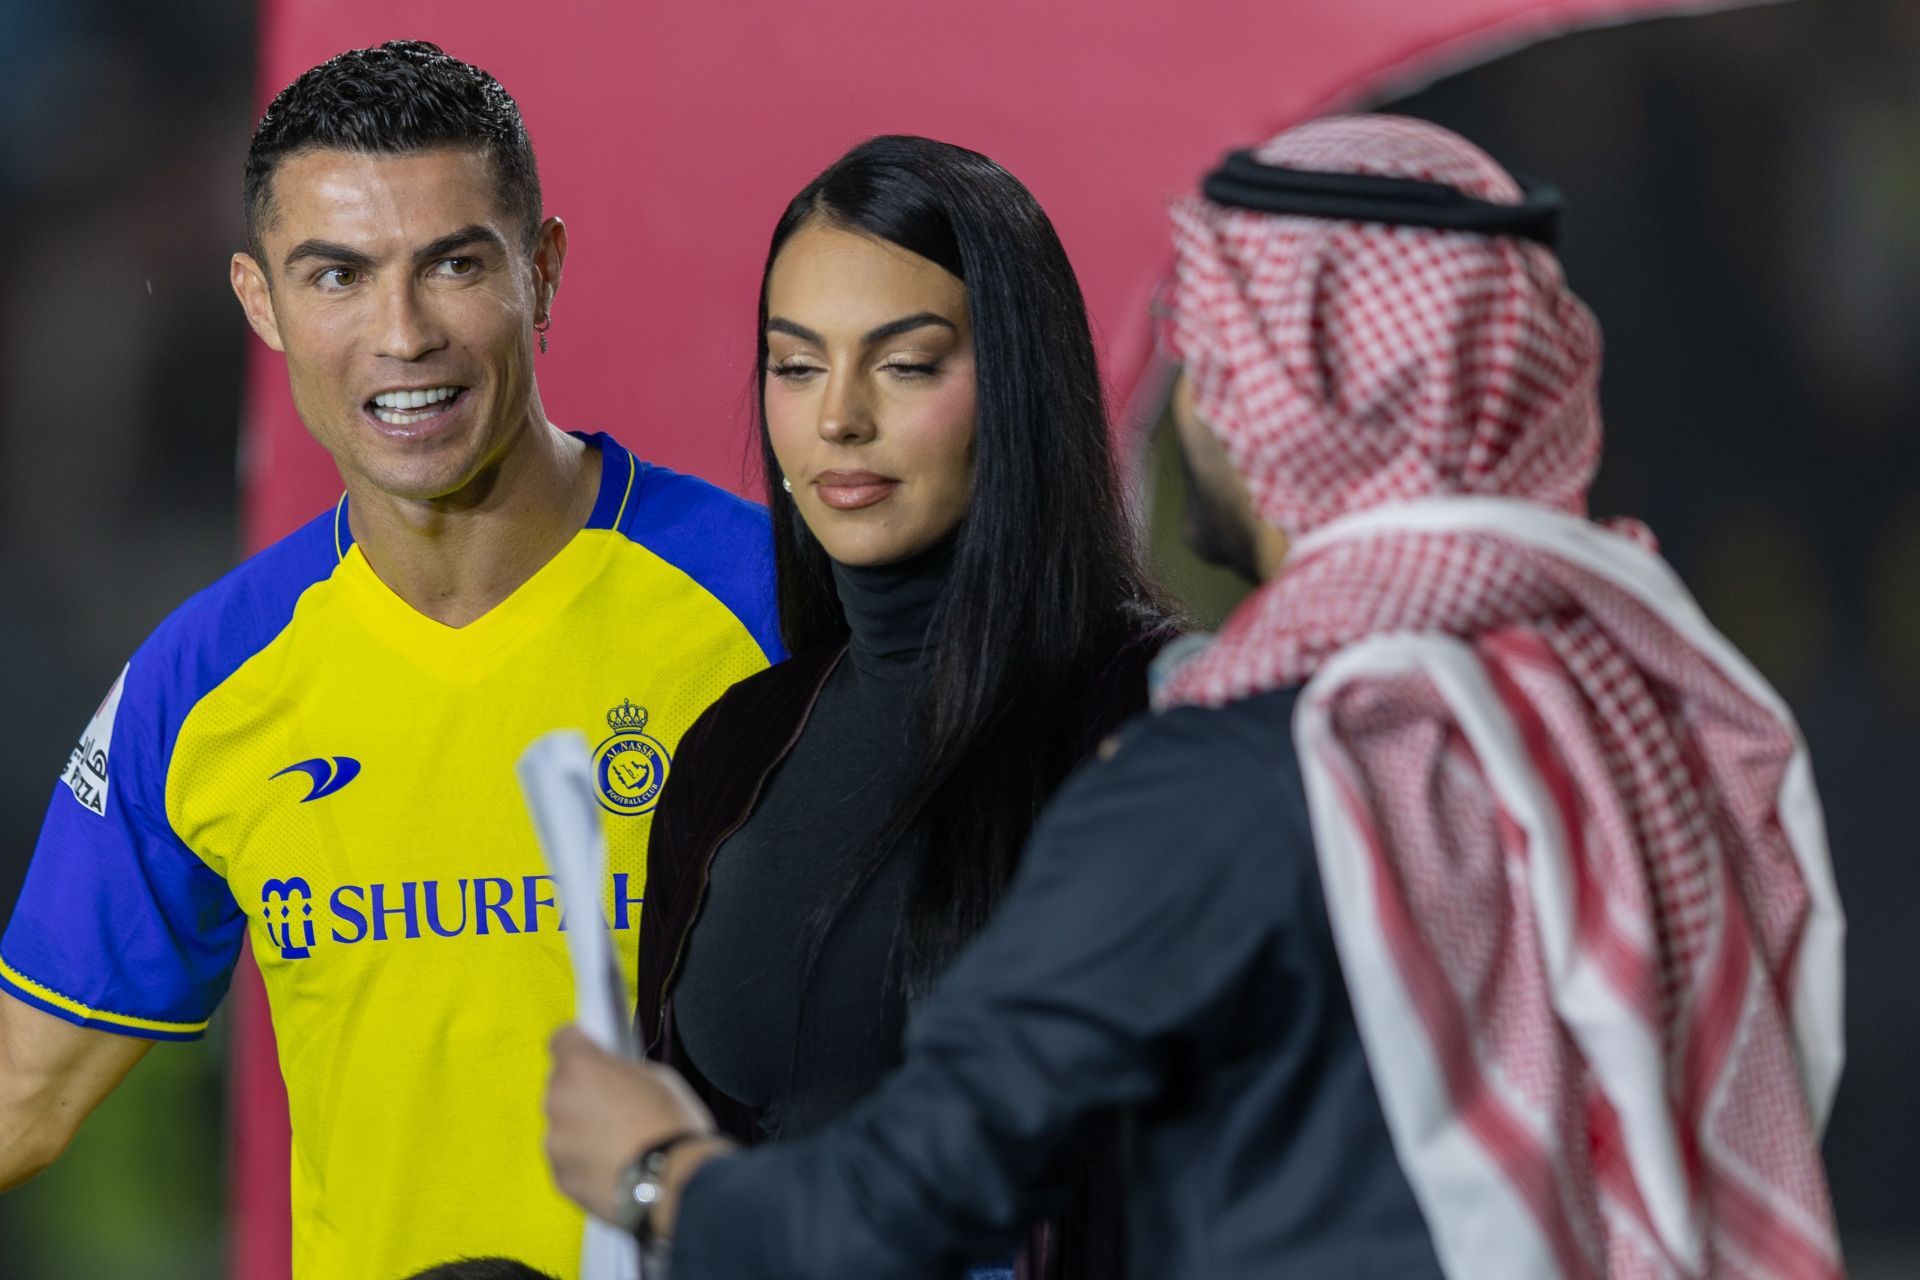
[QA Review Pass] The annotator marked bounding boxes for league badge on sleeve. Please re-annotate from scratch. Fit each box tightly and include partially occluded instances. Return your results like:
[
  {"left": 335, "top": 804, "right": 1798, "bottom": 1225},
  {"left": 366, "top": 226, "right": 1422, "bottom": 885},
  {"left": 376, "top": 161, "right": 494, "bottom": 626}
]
[
  {"left": 593, "top": 698, "right": 671, "bottom": 817},
  {"left": 61, "top": 662, "right": 127, "bottom": 817}
]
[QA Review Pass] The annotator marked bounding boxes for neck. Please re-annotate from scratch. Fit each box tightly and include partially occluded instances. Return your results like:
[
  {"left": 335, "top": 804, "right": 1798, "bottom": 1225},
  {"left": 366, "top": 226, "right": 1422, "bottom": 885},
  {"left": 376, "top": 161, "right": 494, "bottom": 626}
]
[
  {"left": 344, "top": 423, "right": 600, "bottom": 627},
  {"left": 830, "top": 539, "right": 955, "bottom": 679}
]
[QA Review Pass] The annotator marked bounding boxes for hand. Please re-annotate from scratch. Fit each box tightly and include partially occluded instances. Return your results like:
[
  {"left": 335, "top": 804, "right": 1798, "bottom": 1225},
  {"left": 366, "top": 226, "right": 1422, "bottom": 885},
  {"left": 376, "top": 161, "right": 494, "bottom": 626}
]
[{"left": 544, "top": 1023, "right": 726, "bottom": 1229}]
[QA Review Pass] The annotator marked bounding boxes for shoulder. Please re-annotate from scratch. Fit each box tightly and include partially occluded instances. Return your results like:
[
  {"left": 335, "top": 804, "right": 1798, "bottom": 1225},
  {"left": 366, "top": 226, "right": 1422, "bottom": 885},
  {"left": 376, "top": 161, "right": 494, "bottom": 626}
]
[
  {"left": 675, "top": 641, "right": 842, "bottom": 764},
  {"left": 146, "top": 504, "right": 343, "bottom": 655},
  {"left": 1037, "top": 686, "right": 1313, "bottom": 861},
  {"left": 1109, "top": 687, "right": 1303, "bottom": 788},
  {"left": 598, "top": 443, "right": 782, "bottom": 661},
  {"left": 119, "top": 506, "right": 345, "bottom": 750},
  {"left": 23, "top": 504, "right": 341, "bottom": 889},
  {"left": 982, "top": 685, "right": 1326, "bottom": 969},
  {"left": 599, "top": 438, "right": 772, "bottom": 564},
  {"left": 618, "top": 458, "right": 773, "bottom": 547},
  {"left": 650, "top": 641, "right": 838, "bottom": 841}
]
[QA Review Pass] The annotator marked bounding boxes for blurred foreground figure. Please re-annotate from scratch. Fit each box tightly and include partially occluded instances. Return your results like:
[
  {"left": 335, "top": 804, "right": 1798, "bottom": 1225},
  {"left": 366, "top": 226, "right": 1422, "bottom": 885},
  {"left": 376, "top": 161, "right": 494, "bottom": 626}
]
[
  {"left": 546, "top": 115, "right": 1844, "bottom": 1279},
  {"left": 0, "top": 40, "right": 780, "bottom": 1279}
]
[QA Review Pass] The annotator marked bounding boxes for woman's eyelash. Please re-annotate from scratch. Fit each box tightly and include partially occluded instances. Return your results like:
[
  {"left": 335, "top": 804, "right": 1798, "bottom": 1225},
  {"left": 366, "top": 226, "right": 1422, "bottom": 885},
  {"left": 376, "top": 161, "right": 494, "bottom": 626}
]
[{"left": 764, "top": 361, "right": 939, "bottom": 378}]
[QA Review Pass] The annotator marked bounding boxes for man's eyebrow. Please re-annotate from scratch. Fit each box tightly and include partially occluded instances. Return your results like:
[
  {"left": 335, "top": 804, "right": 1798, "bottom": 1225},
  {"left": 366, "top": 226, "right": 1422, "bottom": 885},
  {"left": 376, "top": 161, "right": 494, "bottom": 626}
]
[
  {"left": 283, "top": 239, "right": 375, "bottom": 272},
  {"left": 765, "top": 312, "right": 957, "bottom": 347},
  {"left": 279, "top": 227, "right": 508, "bottom": 275},
  {"left": 415, "top": 225, "right": 508, "bottom": 263}
]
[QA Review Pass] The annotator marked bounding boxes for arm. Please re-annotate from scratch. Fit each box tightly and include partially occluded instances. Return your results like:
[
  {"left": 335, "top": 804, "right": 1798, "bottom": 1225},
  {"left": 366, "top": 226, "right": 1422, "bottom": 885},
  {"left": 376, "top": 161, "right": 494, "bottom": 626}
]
[
  {"left": 0, "top": 989, "right": 151, "bottom": 1190},
  {"left": 545, "top": 1024, "right": 732, "bottom": 1229},
  {"left": 670, "top": 706, "right": 1305, "bottom": 1277},
  {"left": 550, "top": 705, "right": 1308, "bottom": 1278},
  {"left": 0, "top": 652, "right": 246, "bottom": 1190}
]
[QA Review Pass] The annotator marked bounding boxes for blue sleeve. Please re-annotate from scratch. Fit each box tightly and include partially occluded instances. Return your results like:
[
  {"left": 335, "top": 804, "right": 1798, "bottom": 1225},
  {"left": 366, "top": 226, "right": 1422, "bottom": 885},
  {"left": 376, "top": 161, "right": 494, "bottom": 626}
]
[
  {"left": 0, "top": 511, "right": 335, "bottom": 1040},
  {"left": 1, "top": 652, "right": 245, "bottom": 1041},
  {"left": 670, "top": 705, "right": 1311, "bottom": 1277},
  {"left": 622, "top": 463, "right": 786, "bottom": 664}
]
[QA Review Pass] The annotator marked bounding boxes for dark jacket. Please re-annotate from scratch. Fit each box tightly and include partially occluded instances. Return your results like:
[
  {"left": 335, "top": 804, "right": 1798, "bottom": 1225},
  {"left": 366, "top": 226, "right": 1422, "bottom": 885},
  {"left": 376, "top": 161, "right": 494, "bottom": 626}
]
[
  {"left": 668, "top": 688, "right": 1443, "bottom": 1280},
  {"left": 636, "top": 627, "right": 1169, "bottom": 1279}
]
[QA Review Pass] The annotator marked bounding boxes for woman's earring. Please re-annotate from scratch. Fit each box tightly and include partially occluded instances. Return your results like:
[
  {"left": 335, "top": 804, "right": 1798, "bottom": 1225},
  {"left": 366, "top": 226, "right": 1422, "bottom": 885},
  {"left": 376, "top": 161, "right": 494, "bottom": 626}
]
[
  {"left": 534, "top": 315, "right": 552, "bottom": 355},
  {"left": 781, "top": 476, "right": 793, "bottom": 494}
]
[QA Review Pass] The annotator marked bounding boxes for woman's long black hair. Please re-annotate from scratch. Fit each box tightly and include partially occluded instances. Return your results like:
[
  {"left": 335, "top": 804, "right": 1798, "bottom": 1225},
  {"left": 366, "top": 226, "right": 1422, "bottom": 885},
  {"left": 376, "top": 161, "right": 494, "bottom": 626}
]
[{"left": 757, "top": 135, "right": 1168, "bottom": 995}]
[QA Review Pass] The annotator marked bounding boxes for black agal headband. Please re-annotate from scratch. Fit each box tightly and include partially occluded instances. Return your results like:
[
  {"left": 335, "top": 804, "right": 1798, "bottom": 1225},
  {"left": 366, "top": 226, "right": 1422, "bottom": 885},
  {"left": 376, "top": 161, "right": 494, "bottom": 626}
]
[{"left": 1202, "top": 148, "right": 1563, "bottom": 248}]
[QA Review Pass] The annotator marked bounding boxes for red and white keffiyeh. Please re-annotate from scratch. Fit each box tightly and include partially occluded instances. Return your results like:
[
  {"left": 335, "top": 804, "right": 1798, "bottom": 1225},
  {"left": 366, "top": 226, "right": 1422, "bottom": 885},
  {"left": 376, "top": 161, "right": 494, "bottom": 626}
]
[{"left": 1161, "top": 116, "right": 1844, "bottom": 1280}]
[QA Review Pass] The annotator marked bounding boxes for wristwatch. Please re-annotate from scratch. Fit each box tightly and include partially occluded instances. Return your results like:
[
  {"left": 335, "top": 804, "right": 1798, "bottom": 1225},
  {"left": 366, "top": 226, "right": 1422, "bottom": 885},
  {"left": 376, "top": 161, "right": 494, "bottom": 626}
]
[{"left": 613, "top": 1130, "right": 702, "bottom": 1243}]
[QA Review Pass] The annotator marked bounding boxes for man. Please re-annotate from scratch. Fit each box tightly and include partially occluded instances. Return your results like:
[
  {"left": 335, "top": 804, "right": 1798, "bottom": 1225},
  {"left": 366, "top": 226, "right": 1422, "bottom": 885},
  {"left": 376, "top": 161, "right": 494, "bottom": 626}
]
[
  {"left": 0, "top": 40, "right": 781, "bottom": 1279},
  {"left": 545, "top": 116, "right": 1845, "bottom": 1279}
]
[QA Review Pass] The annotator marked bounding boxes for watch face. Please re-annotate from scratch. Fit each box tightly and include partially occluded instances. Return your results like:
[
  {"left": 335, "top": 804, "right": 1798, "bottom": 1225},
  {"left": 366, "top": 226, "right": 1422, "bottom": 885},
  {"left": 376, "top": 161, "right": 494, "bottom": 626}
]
[
  {"left": 614, "top": 1159, "right": 653, "bottom": 1234},
  {"left": 617, "top": 1133, "right": 703, "bottom": 1243}
]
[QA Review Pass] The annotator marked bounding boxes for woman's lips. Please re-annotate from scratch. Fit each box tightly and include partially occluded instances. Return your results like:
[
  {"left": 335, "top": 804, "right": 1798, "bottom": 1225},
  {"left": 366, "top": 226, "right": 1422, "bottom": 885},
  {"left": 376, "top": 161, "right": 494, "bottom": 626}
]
[{"left": 813, "top": 470, "right": 899, "bottom": 511}]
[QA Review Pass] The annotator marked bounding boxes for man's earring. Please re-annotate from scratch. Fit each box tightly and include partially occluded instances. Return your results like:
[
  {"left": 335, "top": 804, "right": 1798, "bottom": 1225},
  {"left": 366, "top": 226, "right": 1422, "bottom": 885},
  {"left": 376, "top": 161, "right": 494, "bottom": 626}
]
[
  {"left": 535, "top": 315, "right": 552, "bottom": 355},
  {"left": 781, "top": 476, "right": 792, "bottom": 494}
]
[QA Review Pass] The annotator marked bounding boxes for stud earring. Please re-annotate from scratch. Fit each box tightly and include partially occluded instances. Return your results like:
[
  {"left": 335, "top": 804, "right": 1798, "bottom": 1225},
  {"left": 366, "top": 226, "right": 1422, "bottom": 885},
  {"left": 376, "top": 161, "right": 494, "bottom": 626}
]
[
  {"left": 781, "top": 476, "right": 793, "bottom": 494},
  {"left": 534, "top": 315, "right": 552, "bottom": 354}
]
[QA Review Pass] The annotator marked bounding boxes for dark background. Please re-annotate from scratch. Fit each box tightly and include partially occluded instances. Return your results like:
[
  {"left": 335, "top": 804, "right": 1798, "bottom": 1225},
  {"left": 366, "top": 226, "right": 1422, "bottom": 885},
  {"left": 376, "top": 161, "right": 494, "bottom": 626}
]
[{"left": 2, "top": 1, "right": 1914, "bottom": 1274}]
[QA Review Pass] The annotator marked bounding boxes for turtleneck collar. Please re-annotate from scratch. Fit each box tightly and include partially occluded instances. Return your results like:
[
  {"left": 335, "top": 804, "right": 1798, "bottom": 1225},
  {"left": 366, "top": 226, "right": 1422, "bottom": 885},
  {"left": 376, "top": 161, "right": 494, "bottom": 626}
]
[{"left": 830, "top": 538, "right": 954, "bottom": 679}]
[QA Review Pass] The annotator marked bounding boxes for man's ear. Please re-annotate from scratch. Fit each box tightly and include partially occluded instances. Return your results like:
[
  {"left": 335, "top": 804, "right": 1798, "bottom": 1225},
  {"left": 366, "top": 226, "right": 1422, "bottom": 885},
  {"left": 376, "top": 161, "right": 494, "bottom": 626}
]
[
  {"left": 532, "top": 216, "right": 567, "bottom": 323},
  {"left": 230, "top": 252, "right": 285, "bottom": 353}
]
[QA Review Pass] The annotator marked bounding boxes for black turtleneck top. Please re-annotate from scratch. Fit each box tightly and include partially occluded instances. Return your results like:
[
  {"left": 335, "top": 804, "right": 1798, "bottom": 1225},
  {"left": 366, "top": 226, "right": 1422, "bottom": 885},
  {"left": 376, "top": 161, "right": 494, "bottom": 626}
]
[{"left": 672, "top": 543, "right": 950, "bottom": 1142}]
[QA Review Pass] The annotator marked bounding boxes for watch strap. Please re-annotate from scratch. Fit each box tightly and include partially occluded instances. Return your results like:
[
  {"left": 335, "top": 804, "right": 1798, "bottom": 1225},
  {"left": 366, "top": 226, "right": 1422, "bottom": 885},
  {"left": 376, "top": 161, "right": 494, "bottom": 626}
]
[{"left": 616, "top": 1129, "right": 705, "bottom": 1243}]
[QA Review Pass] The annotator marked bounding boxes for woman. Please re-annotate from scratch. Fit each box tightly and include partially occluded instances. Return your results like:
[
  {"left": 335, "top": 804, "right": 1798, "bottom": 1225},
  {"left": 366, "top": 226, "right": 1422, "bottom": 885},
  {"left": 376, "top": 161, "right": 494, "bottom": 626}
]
[{"left": 627, "top": 135, "right": 1168, "bottom": 1275}]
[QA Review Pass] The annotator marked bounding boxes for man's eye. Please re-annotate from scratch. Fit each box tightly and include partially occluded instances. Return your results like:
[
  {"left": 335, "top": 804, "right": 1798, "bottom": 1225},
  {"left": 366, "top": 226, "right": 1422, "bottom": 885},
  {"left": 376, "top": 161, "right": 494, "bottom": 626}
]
[
  {"left": 433, "top": 257, "right": 479, "bottom": 278},
  {"left": 318, "top": 267, "right": 358, "bottom": 289}
]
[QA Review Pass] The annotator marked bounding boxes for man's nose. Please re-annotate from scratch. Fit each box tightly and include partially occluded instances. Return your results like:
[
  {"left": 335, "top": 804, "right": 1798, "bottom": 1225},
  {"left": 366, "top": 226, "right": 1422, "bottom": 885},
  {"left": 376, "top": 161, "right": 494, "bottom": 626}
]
[{"left": 371, "top": 278, "right": 448, "bottom": 362}]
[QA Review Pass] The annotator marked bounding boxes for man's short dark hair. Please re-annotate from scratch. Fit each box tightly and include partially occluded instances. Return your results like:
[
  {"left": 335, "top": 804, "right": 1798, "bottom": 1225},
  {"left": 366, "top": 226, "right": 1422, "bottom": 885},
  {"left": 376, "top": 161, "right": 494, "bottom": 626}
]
[
  {"left": 243, "top": 39, "right": 542, "bottom": 256},
  {"left": 403, "top": 1258, "right": 559, "bottom": 1280}
]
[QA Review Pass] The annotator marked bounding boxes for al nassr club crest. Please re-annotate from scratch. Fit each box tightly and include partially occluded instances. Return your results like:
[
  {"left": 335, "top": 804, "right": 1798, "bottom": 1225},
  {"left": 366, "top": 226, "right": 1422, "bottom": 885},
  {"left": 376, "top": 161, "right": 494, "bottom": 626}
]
[{"left": 594, "top": 698, "right": 670, "bottom": 816}]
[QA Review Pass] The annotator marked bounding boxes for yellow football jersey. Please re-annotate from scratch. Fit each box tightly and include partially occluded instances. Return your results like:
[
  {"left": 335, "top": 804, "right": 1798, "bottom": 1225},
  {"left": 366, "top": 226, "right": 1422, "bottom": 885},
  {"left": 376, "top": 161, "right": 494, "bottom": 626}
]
[{"left": 1, "top": 433, "right": 782, "bottom": 1279}]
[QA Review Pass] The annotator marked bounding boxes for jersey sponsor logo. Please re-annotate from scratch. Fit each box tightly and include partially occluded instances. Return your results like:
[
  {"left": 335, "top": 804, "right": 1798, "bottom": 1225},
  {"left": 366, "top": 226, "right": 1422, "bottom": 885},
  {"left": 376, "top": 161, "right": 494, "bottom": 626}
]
[
  {"left": 593, "top": 699, "right": 670, "bottom": 817},
  {"left": 61, "top": 663, "right": 127, "bottom": 816},
  {"left": 262, "top": 876, "right": 318, "bottom": 960},
  {"left": 270, "top": 755, "right": 363, "bottom": 802},
  {"left": 253, "top": 872, "right": 644, "bottom": 953}
]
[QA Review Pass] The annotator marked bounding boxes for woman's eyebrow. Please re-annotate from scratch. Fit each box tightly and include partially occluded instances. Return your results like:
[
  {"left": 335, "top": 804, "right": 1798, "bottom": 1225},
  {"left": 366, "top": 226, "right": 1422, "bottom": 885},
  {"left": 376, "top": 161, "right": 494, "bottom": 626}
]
[
  {"left": 765, "top": 317, "right": 825, "bottom": 345},
  {"left": 765, "top": 312, "right": 956, "bottom": 347},
  {"left": 861, "top": 312, "right": 955, "bottom": 344}
]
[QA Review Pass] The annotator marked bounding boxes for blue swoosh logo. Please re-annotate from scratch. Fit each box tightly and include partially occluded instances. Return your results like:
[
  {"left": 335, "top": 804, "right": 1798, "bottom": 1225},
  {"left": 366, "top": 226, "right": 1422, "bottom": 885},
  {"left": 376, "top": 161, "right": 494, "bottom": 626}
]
[{"left": 270, "top": 756, "right": 362, "bottom": 802}]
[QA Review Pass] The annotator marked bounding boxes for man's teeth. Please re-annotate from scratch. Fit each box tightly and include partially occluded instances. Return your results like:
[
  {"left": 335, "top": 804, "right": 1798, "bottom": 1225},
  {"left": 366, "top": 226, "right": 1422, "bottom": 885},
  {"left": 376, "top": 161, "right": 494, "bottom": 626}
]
[
  {"left": 373, "top": 386, "right": 459, "bottom": 410},
  {"left": 370, "top": 386, "right": 460, "bottom": 425}
]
